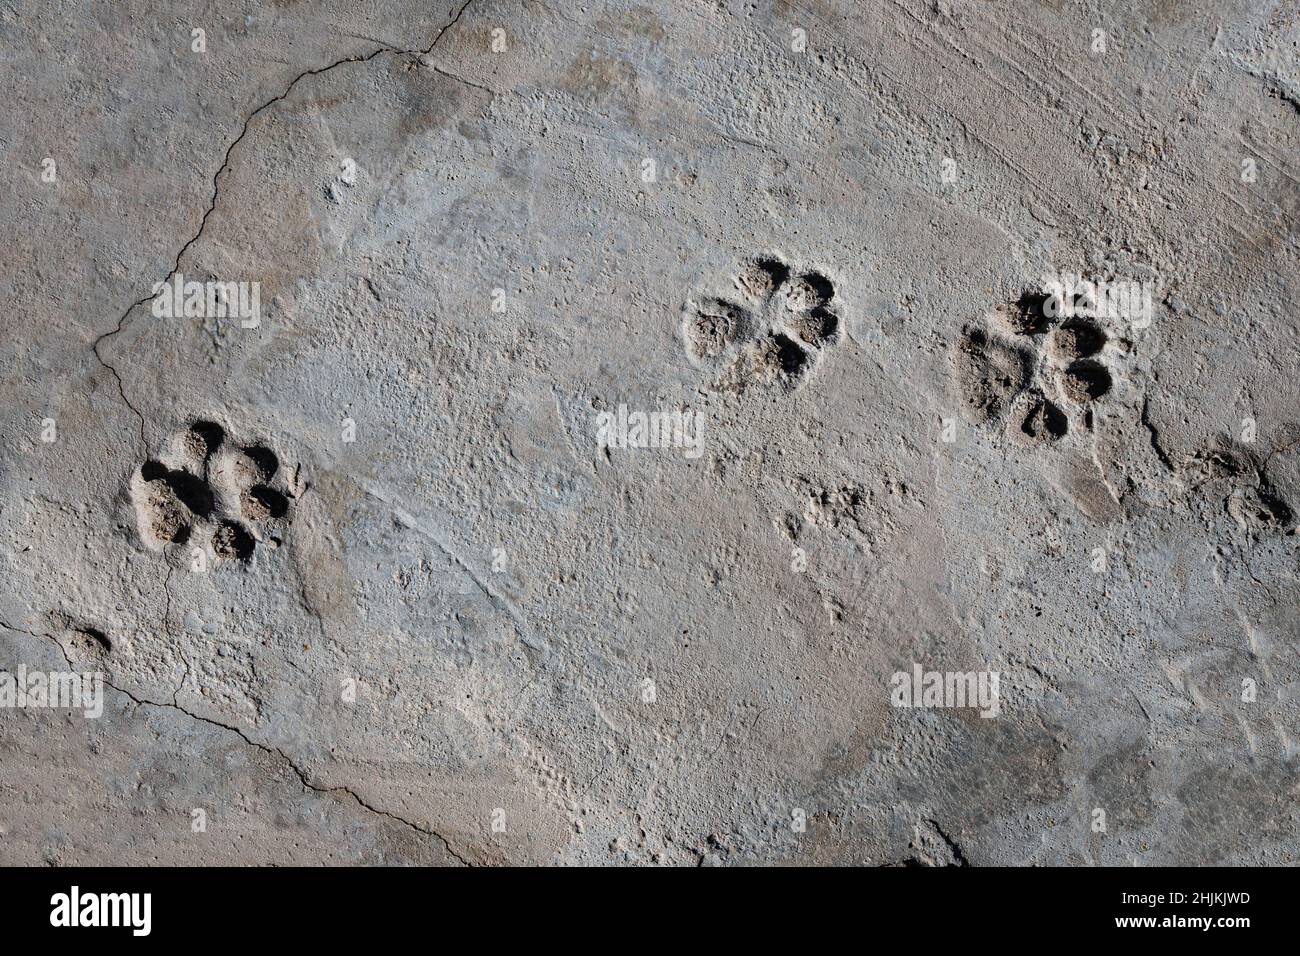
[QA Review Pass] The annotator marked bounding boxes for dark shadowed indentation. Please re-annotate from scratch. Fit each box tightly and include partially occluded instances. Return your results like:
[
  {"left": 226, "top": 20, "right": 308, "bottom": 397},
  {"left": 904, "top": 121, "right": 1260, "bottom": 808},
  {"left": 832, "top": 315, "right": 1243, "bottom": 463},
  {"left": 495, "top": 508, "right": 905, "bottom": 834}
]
[
  {"left": 734, "top": 258, "right": 789, "bottom": 300},
  {"left": 789, "top": 307, "right": 839, "bottom": 349},
  {"left": 1008, "top": 291, "right": 1053, "bottom": 335},
  {"left": 1255, "top": 489, "right": 1293, "bottom": 525},
  {"left": 773, "top": 333, "right": 809, "bottom": 377},
  {"left": 185, "top": 420, "right": 225, "bottom": 460},
  {"left": 1052, "top": 319, "right": 1106, "bottom": 360},
  {"left": 164, "top": 470, "right": 215, "bottom": 517},
  {"left": 241, "top": 446, "right": 279, "bottom": 481},
  {"left": 1020, "top": 397, "right": 1068, "bottom": 441},
  {"left": 242, "top": 486, "right": 289, "bottom": 521},
  {"left": 1060, "top": 360, "right": 1113, "bottom": 402},
  {"left": 800, "top": 272, "right": 835, "bottom": 304},
  {"left": 74, "top": 627, "right": 111, "bottom": 653},
  {"left": 140, "top": 462, "right": 214, "bottom": 517},
  {"left": 212, "top": 522, "right": 254, "bottom": 561}
]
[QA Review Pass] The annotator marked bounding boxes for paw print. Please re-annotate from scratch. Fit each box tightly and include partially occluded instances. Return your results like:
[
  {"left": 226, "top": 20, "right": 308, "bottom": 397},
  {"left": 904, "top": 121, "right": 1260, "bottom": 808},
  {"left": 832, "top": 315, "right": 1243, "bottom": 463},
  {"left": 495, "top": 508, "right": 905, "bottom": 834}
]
[
  {"left": 682, "top": 257, "right": 842, "bottom": 392},
  {"left": 952, "top": 288, "right": 1118, "bottom": 446},
  {"left": 130, "top": 420, "right": 292, "bottom": 562}
]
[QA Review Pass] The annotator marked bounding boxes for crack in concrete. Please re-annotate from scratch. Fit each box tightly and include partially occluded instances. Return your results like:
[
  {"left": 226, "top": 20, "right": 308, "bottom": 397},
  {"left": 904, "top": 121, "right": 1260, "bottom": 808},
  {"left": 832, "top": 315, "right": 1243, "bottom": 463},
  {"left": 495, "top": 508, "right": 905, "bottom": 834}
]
[
  {"left": 63, "top": 1, "right": 482, "bottom": 863},
  {"left": 1140, "top": 393, "right": 1177, "bottom": 472},
  {"left": 172, "top": 651, "right": 191, "bottom": 708},
  {"left": 90, "top": 0, "right": 479, "bottom": 447},
  {"left": 925, "top": 818, "right": 971, "bottom": 867},
  {"left": 0, "top": 618, "right": 473, "bottom": 867},
  {"left": 161, "top": 564, "right": 175, "bottom": 636}
]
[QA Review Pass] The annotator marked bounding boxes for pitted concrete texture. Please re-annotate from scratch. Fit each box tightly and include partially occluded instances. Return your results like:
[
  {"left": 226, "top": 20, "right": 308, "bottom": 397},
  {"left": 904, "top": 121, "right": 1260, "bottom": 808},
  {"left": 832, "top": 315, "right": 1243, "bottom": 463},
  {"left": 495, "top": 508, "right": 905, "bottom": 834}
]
[{"left": 1, "top": 0, "right": 1298, "bottom": 865}]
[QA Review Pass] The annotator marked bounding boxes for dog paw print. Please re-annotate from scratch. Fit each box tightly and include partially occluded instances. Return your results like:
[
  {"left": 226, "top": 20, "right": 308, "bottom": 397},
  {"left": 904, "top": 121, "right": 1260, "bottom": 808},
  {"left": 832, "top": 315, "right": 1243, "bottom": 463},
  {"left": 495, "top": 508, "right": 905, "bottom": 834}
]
[
  {"left": 130, "top": 420, "right": 292, "bottom": 562},
  {"left": 952, "top": 288, "right": 1118, "bottom": 445},
  {"left": 681, "top": 257, "right": 841, "bottom": 392}
]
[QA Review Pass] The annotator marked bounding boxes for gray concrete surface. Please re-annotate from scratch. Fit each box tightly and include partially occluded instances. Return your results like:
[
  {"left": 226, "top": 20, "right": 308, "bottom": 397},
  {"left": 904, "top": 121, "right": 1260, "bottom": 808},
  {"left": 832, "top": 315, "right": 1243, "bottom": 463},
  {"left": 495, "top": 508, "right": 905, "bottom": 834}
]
[{"left": 1, "top": 0, "right": 1298, "bottom": 865}]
